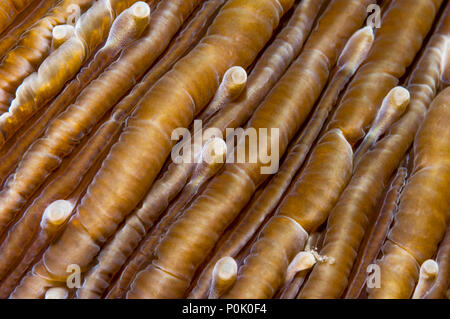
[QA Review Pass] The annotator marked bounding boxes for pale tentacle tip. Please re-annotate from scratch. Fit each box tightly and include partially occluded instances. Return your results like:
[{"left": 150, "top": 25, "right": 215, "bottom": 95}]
[
  {"left": 52, "top": 25, "right": 75, "bottom": 41},
  {"left": 52, "top": 25, "right": 75, "bottom": 50},
  {"left": 209, "top": 257, "right": 238, "bottom": 298},
  {"left": 338, "top": 25, "right": 375, "bottom": 70},
  {"left": 420, "top": 259, "right": 438, "bottom": 278},
  {"left": 389, "top": 86, "right": 410, "bottom": 111},
  {"left": 413, "top": 259, "right": 439, "bottom": 299},
  {"left": 45, "top": 287, "right": 69, "bottom": 299},
  {"left": 214, "top": 256, "right": 238, "bottom": 281},
  {"left": 228, "top": 66, "right": 247, "bottom": 85}
]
